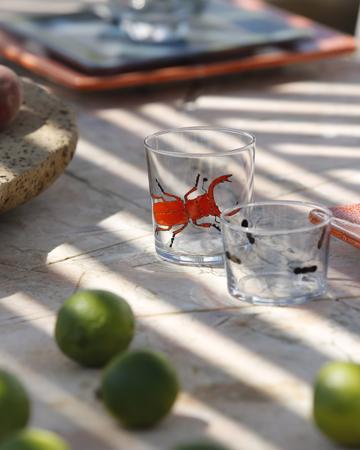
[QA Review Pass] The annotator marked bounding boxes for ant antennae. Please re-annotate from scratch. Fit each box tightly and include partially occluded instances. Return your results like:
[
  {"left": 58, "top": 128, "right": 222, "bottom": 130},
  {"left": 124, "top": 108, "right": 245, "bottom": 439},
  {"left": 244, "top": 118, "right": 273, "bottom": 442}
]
[
  {"left": 170, "top": 234, "right": 175, "bottom": 247},
  {"left": 195, "top": 173, "right": 200, "bottom": 188},
  {"left": 202, "top": 177, "right": 208, "bottom": 191},
  {"left": 156, "top": 178, "right": 165, "bottom": 193}
]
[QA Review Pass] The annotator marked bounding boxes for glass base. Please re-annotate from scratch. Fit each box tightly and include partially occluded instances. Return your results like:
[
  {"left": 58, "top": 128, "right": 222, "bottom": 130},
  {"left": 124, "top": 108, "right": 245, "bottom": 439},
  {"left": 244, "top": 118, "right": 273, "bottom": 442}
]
[
  {"left": 228, "top": 272, "right": 327, "bottom": 306},
  {"left": 155, "top": 246, "right": 224, "bottom": 267}
]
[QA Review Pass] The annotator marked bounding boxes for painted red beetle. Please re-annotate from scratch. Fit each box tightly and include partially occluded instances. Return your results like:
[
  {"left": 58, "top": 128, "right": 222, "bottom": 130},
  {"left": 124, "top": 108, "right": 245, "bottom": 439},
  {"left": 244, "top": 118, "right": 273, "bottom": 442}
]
[{"left": 151, "top": 173, "right": 232, "bottom": 247}]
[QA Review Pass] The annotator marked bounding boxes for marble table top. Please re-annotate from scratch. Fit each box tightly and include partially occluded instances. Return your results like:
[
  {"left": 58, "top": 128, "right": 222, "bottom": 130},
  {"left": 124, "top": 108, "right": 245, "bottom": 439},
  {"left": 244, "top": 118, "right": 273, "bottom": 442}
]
[{"left": 0, "top": 54, "right": 359, "bottom": 450}]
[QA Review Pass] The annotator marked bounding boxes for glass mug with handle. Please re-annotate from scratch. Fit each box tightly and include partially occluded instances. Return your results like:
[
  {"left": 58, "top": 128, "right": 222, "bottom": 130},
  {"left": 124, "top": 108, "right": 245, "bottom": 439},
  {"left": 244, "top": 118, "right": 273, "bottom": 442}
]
[{"left": 221, "top": 200, "right": 332, "bottom": 305}]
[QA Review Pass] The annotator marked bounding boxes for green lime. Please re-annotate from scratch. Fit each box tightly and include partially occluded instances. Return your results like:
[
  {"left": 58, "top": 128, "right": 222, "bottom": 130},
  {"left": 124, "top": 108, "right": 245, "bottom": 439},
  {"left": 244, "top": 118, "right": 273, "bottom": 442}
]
[
  {"left": 171, "top": 441, "right": 230, "bottom": 450},
  {"left": 55, "top": 290, "right": 135, "bottom": 367},
  {"left": 313, "top": 361, "right": 360, "bottom": 447},
  {"left": 0, "top": 370, "right": 30, "bottom": 442},
  {"left": 0, "top": 429, "right": 70, "bottom": 450},
  {"left": 101, "top": 349, "right": 180, "bottom": 429}
]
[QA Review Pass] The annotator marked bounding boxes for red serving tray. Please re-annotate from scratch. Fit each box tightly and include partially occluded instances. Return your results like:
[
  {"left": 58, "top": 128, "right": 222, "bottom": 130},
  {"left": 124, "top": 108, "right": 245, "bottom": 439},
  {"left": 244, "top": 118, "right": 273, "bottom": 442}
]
[{"left": 0, "top": 0, "right": 355, "bottom": 91}]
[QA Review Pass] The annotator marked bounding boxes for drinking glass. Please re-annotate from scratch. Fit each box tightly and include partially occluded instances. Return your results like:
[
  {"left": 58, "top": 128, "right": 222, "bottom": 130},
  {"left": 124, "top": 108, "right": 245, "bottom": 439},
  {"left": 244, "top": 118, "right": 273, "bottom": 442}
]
[
  {"left": 120, "top": 0, "right": 193, "bottom": 43},
  {"left": 145, "top": 126, "right": 255, "bottom": 266},
  {"left": 221, "top": 201, "right": 332, "bottom": 306}
]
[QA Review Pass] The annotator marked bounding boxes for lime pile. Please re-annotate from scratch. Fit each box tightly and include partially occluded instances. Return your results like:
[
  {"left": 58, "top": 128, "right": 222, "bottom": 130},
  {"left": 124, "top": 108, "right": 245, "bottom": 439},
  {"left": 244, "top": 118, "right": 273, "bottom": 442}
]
[
  {"left": 8, "top": 285, "right": 360, "bottom": 449},
  {"left": 54, "top": 289, "right": 180, "bottom": 429},
  {"left": 8, "top": 286, "right": 360, "bottom": 449},
  {"left": 0, "top": 288, "right": 180, "bottom": 449},
  {"left": 313, "top": 361, "right": 360, "bottom": 447}
]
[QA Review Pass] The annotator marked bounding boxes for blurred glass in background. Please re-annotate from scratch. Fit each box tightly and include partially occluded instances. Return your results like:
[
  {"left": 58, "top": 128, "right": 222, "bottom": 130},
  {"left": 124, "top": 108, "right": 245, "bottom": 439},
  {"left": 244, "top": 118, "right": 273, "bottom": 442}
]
[{"left": 108, "top": 0, "right": 208, "bottom": 43}]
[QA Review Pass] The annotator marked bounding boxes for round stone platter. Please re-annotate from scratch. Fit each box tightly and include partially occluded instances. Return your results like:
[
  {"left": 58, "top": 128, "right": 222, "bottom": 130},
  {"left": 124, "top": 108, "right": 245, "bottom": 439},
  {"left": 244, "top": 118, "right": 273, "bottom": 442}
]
[{"left": 0, "top": 79, "right": 78, "bottom": 213}]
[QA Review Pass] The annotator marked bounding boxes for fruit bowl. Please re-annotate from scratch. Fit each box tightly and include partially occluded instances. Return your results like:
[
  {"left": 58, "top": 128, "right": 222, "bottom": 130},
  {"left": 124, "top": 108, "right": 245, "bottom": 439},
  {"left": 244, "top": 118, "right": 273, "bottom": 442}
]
[{"left": 0, "top": 78, "right": 77, "bottom": 213}]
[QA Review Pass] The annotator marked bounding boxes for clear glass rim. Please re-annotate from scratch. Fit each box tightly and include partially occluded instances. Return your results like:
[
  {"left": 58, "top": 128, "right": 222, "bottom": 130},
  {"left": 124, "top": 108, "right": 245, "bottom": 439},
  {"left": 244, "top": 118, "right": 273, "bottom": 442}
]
[
  {"left": 332, "top": 217, "right": 360, "bottom": 241},
  {"left": 220, "top": 200, "right": 333, "bottom": 236},
  {"left": 144, "top": 126, "right": 255, "bottom": 158}
]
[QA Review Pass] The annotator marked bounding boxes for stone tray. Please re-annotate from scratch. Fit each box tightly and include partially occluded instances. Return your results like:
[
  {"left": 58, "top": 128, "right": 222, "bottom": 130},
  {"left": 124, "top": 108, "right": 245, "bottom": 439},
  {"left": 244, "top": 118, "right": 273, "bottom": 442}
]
[{"left": 0, "top": 79, "right": 77, "bottom": 213}]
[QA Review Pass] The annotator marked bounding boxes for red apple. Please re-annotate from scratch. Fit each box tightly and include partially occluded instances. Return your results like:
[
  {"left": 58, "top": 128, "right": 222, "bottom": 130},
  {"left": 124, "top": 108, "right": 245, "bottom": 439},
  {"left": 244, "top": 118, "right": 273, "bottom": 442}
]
[{"left": 0, "top": 65, "right": 23, "bottom": 130}]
